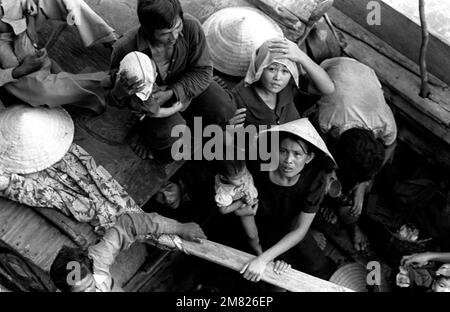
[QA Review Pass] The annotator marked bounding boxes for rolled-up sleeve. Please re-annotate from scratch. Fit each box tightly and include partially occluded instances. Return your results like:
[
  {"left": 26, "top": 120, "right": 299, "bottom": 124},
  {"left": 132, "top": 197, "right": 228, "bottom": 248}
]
[
  {"left": 168, "top": 17, "right": 212, "bottom": 106},
  {"left": 89, "top": 212, "right": 182, "bottom": 291}
]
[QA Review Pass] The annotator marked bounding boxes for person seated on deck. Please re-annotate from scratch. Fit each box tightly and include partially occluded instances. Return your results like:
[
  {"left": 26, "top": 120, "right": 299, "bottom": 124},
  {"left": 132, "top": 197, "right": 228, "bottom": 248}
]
[
  {"left": 108, "top": 0, "right": 236, "bottom": 160},
  {"left": 0, "top": 105, "right": 142, "bottom": 233},
  {"left": 239, "top": 118, "right": 337, "bottom": 284},
  {"left": 0, "top": 0, "right": 117, "bottom": 114},
  {"left": 396, "top": 252, "right": 450, "bottom": 292},
  {"left": 49, "top": 212, "right": 206, "bottom": 292},
  {"left": 228, "top": 37, "right": 335, "bottom": 129},
  {"left": 312, "top": 57, "right": 398, "bottom": 253}
]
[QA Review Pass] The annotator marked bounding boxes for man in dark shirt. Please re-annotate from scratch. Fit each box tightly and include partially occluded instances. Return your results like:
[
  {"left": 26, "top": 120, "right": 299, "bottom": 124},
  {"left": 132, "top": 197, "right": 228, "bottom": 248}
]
[{"left": 108, "top": 0, "right": 236, "bottom": 159}]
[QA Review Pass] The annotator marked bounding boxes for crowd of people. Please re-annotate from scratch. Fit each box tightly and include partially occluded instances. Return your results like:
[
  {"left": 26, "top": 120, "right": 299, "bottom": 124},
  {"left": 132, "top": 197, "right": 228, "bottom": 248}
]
[{"left": 0, "top": 0, "right": 447, "bottom": 292}]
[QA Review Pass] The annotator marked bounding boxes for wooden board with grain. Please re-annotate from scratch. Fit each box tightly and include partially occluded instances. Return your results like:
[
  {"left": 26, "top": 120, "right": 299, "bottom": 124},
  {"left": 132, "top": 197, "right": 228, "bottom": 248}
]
[
  {"left": 333, "top": 0, "right": 450, "bottom": 85},
  {"left": 329, "top": 10, "right": 450, "bottom": 147},
  {"left": 0, "top": 1, "right": 183, "bottom": 285}
]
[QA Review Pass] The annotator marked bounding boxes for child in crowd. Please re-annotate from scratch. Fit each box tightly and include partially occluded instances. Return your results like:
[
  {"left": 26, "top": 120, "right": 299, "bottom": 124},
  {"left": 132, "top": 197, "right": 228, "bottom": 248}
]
[{"left": 215, "top": 159, "right": 262, "bottom": 255}]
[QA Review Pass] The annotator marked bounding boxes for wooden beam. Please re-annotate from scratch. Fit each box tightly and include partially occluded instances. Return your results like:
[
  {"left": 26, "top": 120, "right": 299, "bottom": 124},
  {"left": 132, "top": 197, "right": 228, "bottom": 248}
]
[
  {"left": 333, "top": 0, "right": 450, "bottom": 85},
  {"left": 153, "top": 236, "right": 353, "bottom": 292}
]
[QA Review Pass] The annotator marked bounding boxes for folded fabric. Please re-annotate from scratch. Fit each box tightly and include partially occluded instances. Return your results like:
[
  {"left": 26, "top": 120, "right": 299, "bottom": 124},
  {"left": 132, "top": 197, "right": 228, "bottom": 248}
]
[{"left": 119, "top": 51, "right": 157, "bottom": 101}]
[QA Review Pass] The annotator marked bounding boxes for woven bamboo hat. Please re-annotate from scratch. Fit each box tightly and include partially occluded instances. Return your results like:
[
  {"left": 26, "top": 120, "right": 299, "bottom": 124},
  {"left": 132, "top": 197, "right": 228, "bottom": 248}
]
[
  {"left": 260, "top": 118, "right": 337, "bottom": 166},
  {"left": 203, "top": 7, "right": 283, "bottom": 77},
  {"left": 329, "top": 263, "right": 369, "bottom": 292},
  {"left": 0, "top": 105, "right": 74, "bottom": 174}
]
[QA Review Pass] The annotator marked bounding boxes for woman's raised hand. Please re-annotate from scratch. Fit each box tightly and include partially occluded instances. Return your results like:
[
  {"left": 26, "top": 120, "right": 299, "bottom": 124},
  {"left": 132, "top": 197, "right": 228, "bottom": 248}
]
[{"left": 268, "top": 38, "right": 307, "bottom": 65}]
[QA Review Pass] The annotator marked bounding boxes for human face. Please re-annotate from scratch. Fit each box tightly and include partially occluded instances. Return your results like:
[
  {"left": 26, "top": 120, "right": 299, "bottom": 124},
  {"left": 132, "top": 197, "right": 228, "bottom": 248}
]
[
  {"left": 152, "top": 16, "right": 183, "bottom": 46},
  {"left": 260, "top": 62, "right": 291, "bottom": 94},
  {"left": 432, "top": 277, "right": 450, "bottom": 292},
  {"left": 226, "top": 170, "right": 246, "bottom": 187},
  {"left": 154, "top": 182, "right": 181, "bottom": 209},
  {"left": 71, "top": 274, "right": 96, "bottom": 292},
  {"left": 278, "top": 138, "right": 314, "bottom": 178}
]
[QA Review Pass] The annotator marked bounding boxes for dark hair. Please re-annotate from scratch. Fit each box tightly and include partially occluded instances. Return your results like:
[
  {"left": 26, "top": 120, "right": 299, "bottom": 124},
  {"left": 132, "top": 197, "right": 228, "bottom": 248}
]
[
  {"left": 279, "top": 132, "right": 313, "bottom": 155},
  {"left": 337, "top": 128, "right": 385, "bottom": 186},
  {"left": 279, "top": 131, "right": 335, "bottom": 172},
  {"left": 216, "top": 159, "right": 246, "bottom": 179},
  {"left": 50, "top": 246, "right": 93, "bottom": 292},
  {"left": 137, "top": 0, "right": 183, "bottom": 33}
]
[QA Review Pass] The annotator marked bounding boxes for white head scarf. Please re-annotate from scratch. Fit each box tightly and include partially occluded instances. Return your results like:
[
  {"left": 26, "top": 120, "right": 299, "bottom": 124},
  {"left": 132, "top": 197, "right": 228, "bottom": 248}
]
[
  {"left": 119, "top": 51, "right": 157, "bottom": 101},
  {"left": 244, "top": 38, "right": 301, "bottom": 88}
]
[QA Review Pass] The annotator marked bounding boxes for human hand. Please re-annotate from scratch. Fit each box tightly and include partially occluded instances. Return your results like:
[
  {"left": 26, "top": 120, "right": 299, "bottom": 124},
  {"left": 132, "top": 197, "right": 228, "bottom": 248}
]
[
  {"left": 240, "top": 256, "right": 268, "bottom": 282},
  {"left": 401, "top": 253, "right": 432, "bottom": 268},
  {"left": 23, "top": 0, "right": 38, "bottom": 16},
  {"left": 273, "top": 260, "right": 291, "bottom": 275},
  {"left": 113, "top": 71, "right": 145, "bottom": 100},
  {"left": 0, "top": 174, "right": 10, "bottom": 191},
  {"left": 228, "top": 108, "right": 246, "bottom": 128},
  {"left": 13, "top": 50, "right": 47, "bottom": 78},
  {"left": 178, "top": 222, "right": 207, "bottom": 243},
  {"left": 234, "top": 200, "right": 258, "bottom": 217},
  {"left": 146, "top": 101, "right": 183, "bottom": 118},
  {"left": 268, "top": 38, "right": 308, "bottom": 64},
  {"left": 150, "top": 89, "right": 174, "bottom": 108}
]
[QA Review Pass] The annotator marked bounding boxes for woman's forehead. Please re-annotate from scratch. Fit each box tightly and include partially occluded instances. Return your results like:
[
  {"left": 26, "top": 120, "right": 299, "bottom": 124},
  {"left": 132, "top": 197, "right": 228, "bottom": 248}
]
[
  {"left": 280, "top": 137, "right": 308, "bottom": 152},
  {"left": 268, "top": 62, "right": 288, "bottom": 70}
]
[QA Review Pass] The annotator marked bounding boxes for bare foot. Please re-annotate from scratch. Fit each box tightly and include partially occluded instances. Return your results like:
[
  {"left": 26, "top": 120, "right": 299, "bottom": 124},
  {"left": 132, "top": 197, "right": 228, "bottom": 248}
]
[
  {"left": 352, "top": 224, "right": 369, "bottom": 252},
  {"left": 319, "top": 206, "right": 338, "bottom": 224},
  {"left": 128, "top": 133, "right": 154, "bottom": 159}
]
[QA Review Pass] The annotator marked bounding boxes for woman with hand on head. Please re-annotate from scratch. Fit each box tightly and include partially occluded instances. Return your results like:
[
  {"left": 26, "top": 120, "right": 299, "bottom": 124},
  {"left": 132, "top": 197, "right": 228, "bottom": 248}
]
[{"left": 229, "top": 38, "right": 334, "bottom": 128}]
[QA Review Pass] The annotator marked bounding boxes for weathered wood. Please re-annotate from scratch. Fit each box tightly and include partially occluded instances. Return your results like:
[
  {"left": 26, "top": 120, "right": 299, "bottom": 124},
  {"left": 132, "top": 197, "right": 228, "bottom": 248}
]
[
  {"left": 418, "top": 0, "right": 431, "bottom": 98},
  {"left": 333, "top": 0, "right": 450, "bottom": 85},
  {"left": 329, "top": 10, "right": 450, "bottom": 147},
  {"left": 327, "top": 8, "right": 447, "bottom": 88},
  {"left": 155, "top": 237, "right": 352, "bottom": 292},
  {"left": 0, "top": 1, "right": 184, "bottom": 287}
]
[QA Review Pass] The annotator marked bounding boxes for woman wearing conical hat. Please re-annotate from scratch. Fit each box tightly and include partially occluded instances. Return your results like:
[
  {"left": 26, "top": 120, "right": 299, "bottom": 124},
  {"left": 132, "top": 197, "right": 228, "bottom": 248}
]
[
  {"left": 229, "top": 37, "right": 335, "bottom": 128},
  {"left": 239, "top": 118, "right": 337, "bottom": 284}
]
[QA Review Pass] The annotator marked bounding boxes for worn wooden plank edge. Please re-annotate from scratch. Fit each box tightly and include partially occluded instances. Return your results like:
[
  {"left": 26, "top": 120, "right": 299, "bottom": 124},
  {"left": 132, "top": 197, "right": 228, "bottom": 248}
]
[{"left": 155, "top": 237, "right": 353, "bottom": 292}]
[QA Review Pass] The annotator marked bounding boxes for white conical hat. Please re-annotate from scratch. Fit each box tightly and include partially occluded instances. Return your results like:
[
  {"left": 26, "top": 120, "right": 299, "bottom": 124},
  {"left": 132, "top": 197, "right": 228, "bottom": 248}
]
[
  {"left": 203, "top": 6, "right": 283, "bottom": 77},
  {"left": 0, "top": 105, "right": 74, "bottom": 174},
  {"left": 259, "top": 118, "right": 336, "bottom": 165}
]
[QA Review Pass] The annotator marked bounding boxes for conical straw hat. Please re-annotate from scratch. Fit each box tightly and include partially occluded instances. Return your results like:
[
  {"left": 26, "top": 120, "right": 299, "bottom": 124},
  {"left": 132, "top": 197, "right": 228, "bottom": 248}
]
[
  {"left": 259, "top": 118, "right": 337, "bottom": 165},
  {"left": 203, "top": 6, "right": 283, "bottom": 77},
  {"left": 329, "top": 263, "right": 369, "bottom": 292},
  {"left": 0, "top": 105, "right": 74, "bottom": 174}
]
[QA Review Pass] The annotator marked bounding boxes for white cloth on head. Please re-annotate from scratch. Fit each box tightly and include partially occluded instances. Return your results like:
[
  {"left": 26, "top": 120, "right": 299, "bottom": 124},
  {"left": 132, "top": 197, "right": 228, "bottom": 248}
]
[{"left": 119, "top": 51, "right": 157, "bottom": 101}]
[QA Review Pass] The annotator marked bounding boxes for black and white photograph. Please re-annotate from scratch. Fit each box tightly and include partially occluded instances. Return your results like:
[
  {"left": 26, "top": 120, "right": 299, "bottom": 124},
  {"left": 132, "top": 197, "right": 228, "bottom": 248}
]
[{"left": 0, "top": 0, "right": 449, "bottom": 303}]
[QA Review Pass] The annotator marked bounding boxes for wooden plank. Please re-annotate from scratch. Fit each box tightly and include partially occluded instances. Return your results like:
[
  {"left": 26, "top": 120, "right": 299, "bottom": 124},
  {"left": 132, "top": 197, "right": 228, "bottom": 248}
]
[
  {"left": 154, "top": 237, "right": 352, "bottom": 292},
  {"left": 329, "top": 11, "right": 450, "bottom": 146},
  {"left": 333, "top": 0, "right": 450, "bottom": 85},
  {"left": 327, "top": 7, "right": 447, "bottom": 88}
]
